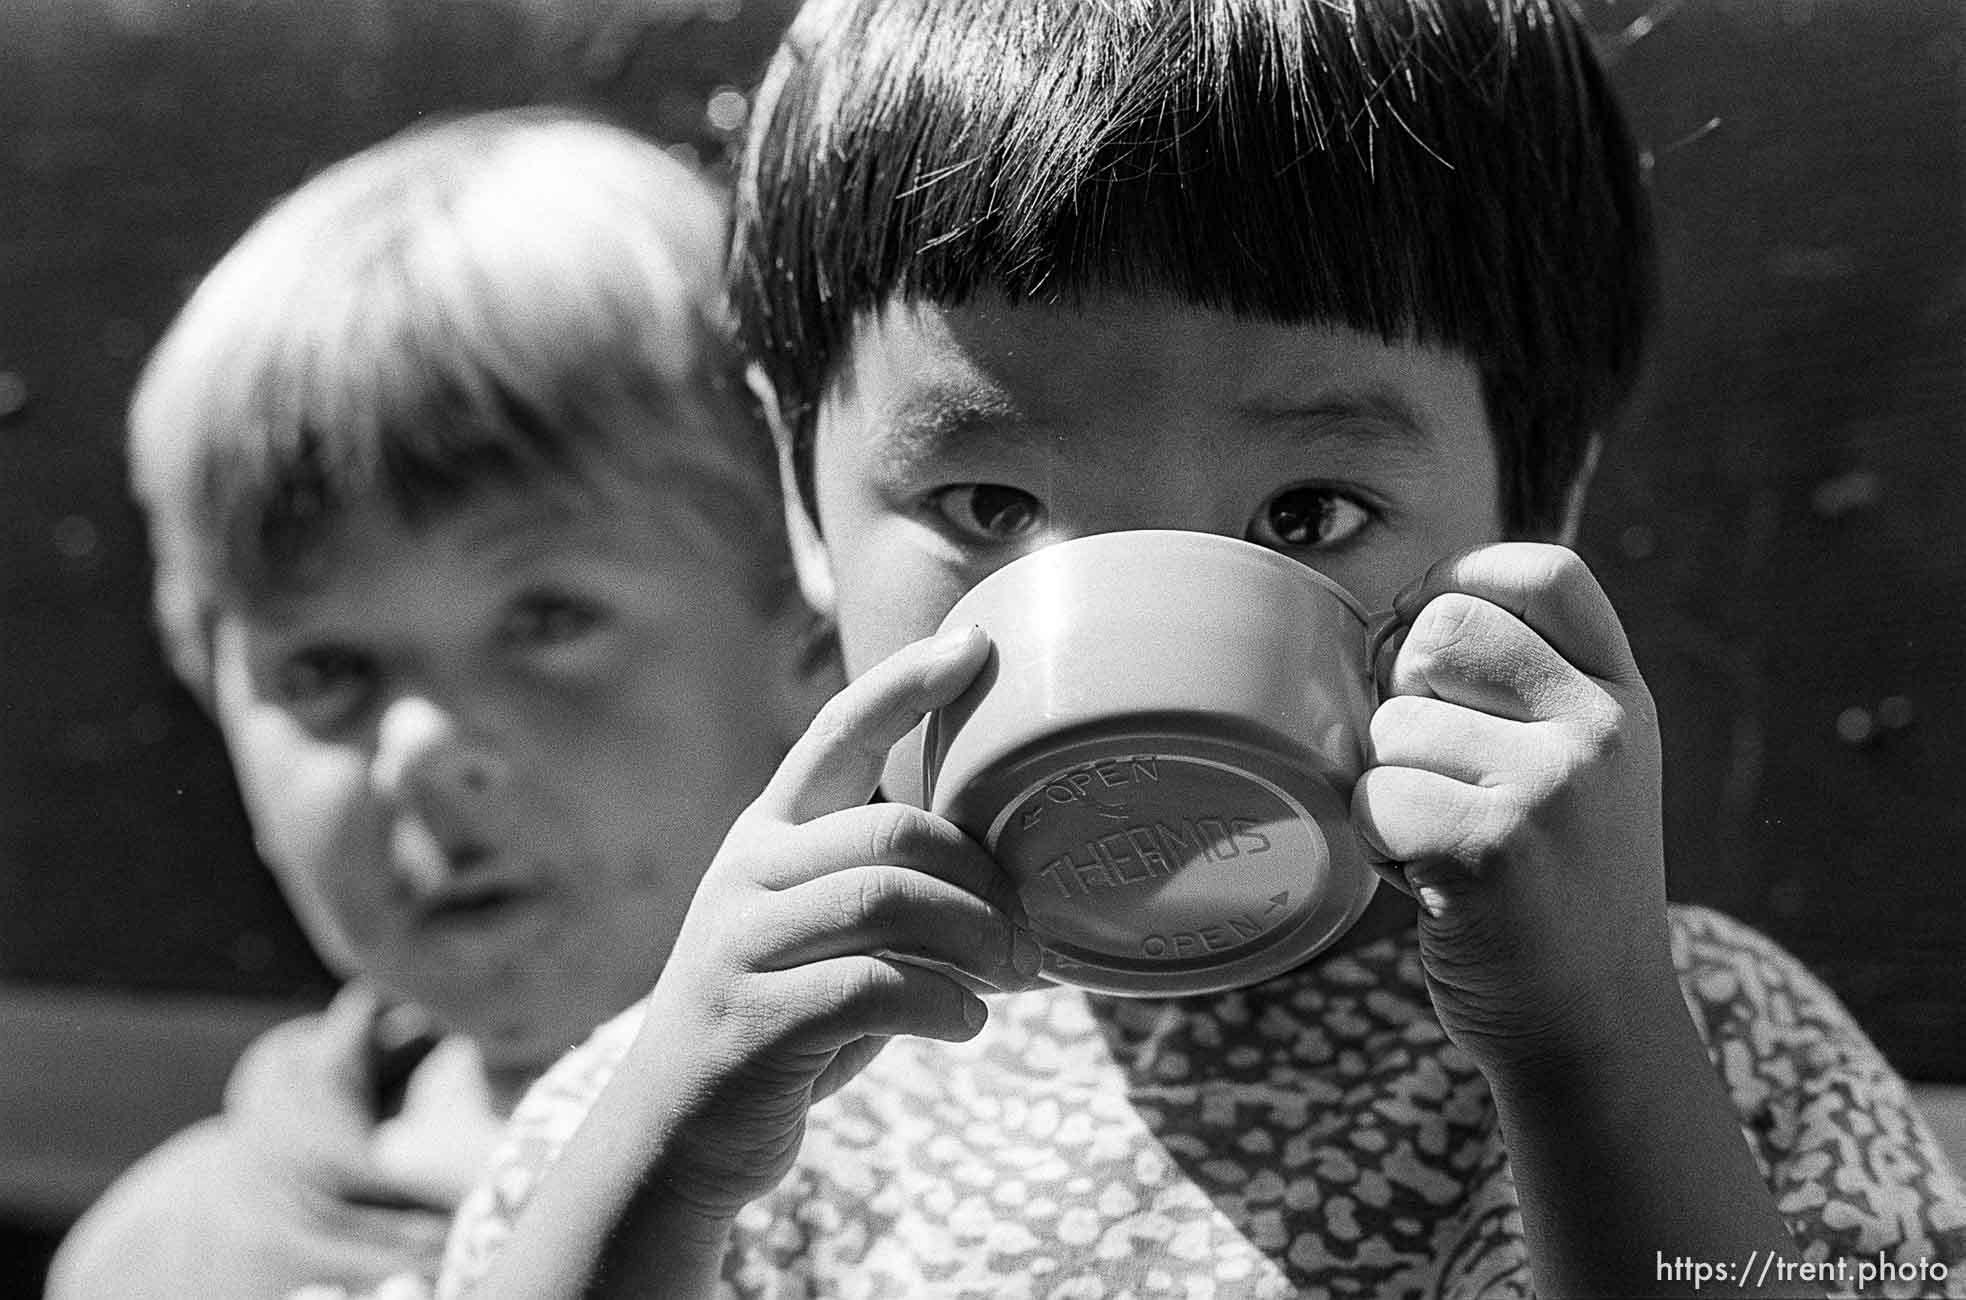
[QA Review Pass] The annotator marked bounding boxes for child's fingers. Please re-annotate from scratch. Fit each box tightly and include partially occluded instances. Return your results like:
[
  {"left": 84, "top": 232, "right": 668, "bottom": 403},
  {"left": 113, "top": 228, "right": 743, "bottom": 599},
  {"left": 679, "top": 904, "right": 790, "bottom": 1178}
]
[
  {"left": 317, "top": 984, "right": 389, "bottom": 1099},
  {"left": 744, "top": 801, "right": 1023, "bottom": 920},
  {"left": 1386, "top": 594, "right": 1608, "bottom": 724},
  {"left": 757, "top": 863, "right": 1042, "bottom": 993},
  {"left": 811, "top": 1036, "right": 891, "bottom": 1105},
  {"left": 1368, "top": 693, "right": 1537, "bottom": 786},
  {"left": 755, "top": 625, "right": 990, "bottom": 825},
  {"left": 1350, "top": 763, "right": 1500, "bottom": 871},
  {"left": 774, "top": 954, "right": 990, "bottom": 1049},
  {"left": 1392, "top": 543, "right": 1640, "bottom": 687}
]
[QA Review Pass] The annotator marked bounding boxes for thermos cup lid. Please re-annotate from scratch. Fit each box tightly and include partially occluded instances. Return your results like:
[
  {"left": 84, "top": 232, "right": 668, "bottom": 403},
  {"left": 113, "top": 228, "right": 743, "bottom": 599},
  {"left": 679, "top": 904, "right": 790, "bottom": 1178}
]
[{"left": 924, "top": 531, "right": 1382, "bottom": 997}]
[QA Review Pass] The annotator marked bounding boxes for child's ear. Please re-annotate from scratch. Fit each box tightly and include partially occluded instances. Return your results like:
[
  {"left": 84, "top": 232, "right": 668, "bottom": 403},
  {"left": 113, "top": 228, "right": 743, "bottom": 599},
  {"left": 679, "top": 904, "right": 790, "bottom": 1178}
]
[
  {"left": 1554, "top": 435, "right": 1603, "bottom": 547},
  {"left": 782, "top": 478, "right": 835, "bottom": 619},
  {"left": 748, "top": 363, "right": 836, "bottom": 618}
]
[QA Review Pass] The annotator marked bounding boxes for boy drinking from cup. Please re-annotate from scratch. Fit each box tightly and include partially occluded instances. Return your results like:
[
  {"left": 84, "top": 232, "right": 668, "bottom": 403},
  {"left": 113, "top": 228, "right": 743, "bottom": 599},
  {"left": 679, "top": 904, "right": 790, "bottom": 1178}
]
[
  {"left": 47, "top": 107, "right": 831, "bottom": 1300},
  {"left": 435, "top": 3, "right": 1966, "bottom": 1296}
]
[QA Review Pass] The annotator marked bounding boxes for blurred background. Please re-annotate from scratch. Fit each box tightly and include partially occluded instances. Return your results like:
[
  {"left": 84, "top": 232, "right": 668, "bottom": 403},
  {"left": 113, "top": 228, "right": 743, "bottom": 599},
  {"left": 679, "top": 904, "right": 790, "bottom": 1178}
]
[{"left": 1, "top": 0, "right": 1960, "bottom": 1293}]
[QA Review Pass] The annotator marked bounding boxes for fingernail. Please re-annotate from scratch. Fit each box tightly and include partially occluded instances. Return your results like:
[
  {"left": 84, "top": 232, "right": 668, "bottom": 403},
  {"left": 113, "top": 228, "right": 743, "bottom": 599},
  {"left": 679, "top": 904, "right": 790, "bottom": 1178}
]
[
  {"left": 961, "top": 994, "right": 988, "bottom": 1030},
  {"left": 1011, "top": 927, "right": 1043, "bottom": 978},
  {"left": 932, "top": 623, "right": 983, "bottom": 663},
  {"left": 1392, "top": 577, "right": 1428, "bottom": 619}
]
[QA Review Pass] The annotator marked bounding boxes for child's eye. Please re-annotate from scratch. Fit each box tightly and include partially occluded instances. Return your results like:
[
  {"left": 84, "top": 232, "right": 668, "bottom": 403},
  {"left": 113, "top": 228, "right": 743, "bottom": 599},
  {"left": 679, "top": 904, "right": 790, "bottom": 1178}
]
[
  {"left": 1246, "top": 485, "right": 1374, "bottom": 551},
  {"left": 274, "top": 647, "right": 377, "bottom": 726},
  {"left": 502, "top": 593, "right": 607, "bottom": 649},
  {"left": 927, "top": 484, "right": 1045, "bottom": 544}
]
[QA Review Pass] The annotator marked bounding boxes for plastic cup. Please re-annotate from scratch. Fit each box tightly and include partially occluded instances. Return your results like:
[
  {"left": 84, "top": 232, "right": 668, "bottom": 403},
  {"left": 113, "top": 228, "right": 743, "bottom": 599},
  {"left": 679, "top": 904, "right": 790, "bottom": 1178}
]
[{"left": 920, "top": 530, "right": 1382, "bottom": 997}]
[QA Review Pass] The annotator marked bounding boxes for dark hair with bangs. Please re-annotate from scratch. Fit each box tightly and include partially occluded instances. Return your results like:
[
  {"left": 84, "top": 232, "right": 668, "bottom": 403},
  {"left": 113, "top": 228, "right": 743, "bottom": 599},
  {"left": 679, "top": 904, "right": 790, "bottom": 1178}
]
[
  {"left": 732, "top": 0, "right": 1657, "bottom": 539},
  {"left": 133, "top": 107, "right": 786, "bottom": 691}
]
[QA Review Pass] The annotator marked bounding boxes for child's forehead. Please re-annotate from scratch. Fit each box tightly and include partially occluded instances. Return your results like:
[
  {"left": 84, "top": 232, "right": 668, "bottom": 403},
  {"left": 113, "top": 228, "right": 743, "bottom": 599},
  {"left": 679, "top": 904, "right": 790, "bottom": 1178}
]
[
  {"left": 224, "top": 477, "right": 718, "bottom": 609},
  {"left": 826, "top": 296, "right": 1480, "bottom": 456}
]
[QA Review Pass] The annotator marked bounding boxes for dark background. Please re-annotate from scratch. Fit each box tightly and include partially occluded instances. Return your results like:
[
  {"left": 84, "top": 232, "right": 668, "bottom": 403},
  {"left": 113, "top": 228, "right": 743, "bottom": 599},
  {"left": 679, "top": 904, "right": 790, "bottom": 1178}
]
[{"left": 3, "top": 0, "right": 1961, "bottom": 1291}]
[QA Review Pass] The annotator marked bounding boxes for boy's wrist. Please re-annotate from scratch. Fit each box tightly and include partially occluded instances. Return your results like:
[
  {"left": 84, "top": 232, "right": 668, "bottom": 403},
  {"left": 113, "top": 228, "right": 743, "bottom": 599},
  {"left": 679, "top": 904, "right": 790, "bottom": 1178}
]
[
  {"left": 588, "top": 1180, "right": 733, "bottom": 1295},
  {"left": 609, "top": 1003, "right": 763, "bottom": 1229},
  {"left": 1470, "top": 946, "right": 1808, "bottom": 1298},
  {"left": 1422, "top": 893, "right": 1685, "bottom": 1090},
  {"left": 1474, "top": 956, "right": 1697, "bottom": 1111}
]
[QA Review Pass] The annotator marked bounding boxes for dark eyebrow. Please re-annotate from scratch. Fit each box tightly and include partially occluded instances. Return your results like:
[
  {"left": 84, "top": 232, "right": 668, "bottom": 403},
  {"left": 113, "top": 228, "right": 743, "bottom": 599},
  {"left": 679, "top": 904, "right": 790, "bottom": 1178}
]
[
  {"left": 876, "top": 386, "right": 1049, "bottom": 466},
  {"left": 877, "top": 381, "right": 1440, "bottom": 467}
]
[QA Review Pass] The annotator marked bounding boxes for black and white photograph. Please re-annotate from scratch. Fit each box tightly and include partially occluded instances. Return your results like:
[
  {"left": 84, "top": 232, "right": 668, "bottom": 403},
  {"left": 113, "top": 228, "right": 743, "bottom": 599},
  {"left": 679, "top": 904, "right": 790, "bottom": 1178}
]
[{"left": 3, "top": 1, "right": 1961, "bottom": 1296}]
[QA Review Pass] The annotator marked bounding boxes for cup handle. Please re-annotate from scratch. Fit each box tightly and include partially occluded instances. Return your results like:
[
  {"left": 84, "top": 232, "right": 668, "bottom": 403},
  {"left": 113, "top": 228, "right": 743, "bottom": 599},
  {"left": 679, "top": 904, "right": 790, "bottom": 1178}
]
[{"left": 1361, "top": 608, "right": 1405, "bottom": 707}]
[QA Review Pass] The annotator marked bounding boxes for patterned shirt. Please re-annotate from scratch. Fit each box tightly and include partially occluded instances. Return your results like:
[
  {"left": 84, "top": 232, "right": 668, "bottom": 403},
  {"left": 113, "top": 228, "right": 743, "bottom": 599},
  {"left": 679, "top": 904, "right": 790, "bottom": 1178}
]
[{"left": 432, "top": 906, "right": 1966, "bottom": 1299}]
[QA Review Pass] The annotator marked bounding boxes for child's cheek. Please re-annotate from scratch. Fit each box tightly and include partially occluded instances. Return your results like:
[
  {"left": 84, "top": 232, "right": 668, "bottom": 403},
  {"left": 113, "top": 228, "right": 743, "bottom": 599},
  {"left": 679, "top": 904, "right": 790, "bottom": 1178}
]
[{"left": 230, "top": 717, "right": 387, "bottom": 910}]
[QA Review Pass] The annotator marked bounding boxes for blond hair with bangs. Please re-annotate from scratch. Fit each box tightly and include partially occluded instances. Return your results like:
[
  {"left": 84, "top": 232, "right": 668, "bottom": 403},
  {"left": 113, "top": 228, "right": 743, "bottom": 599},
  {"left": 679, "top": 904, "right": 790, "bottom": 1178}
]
[{"left": 132, "top": 106, "right": 783, "bottom": 694}]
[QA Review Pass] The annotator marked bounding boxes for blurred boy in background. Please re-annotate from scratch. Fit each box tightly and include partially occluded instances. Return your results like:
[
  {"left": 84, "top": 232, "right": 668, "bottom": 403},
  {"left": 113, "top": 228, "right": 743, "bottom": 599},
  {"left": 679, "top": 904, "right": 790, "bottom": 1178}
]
[{"left": 47, "top": 106, "right": 831, "bottom": 1300}]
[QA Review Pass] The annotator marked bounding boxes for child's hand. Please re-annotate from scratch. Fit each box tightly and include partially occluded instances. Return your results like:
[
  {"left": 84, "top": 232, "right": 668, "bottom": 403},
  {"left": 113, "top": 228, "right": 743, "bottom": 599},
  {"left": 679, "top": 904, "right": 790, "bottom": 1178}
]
[
  {"left": 1352, "top": 543, "right": 1671, "bottom": 1078},
  {"left": 638, "top": 623, "right": 1041, "bottom": 1222}
]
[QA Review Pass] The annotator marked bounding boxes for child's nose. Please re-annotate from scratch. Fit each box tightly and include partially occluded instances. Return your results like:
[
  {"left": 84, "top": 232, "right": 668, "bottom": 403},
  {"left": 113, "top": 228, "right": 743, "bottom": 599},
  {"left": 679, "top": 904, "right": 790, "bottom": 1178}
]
[{"left": 370, "top": 695, "right": 509, "bottom": 808}]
